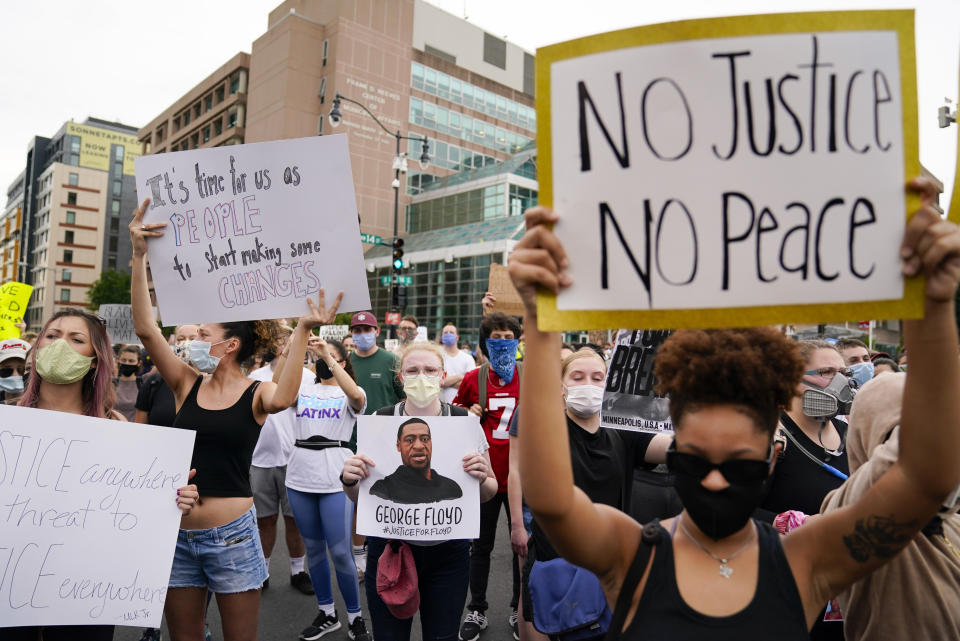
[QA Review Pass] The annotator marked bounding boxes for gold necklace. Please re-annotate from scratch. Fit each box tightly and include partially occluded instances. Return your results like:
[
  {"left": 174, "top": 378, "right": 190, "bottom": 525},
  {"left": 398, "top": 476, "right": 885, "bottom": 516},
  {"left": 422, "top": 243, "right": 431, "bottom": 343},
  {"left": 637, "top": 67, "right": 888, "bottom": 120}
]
[
  {"left": 941, "top": 534, "right": 960, "bottom": 563},
  {"left": 678, "top": 516, "right": 757, "bottom": 579}
]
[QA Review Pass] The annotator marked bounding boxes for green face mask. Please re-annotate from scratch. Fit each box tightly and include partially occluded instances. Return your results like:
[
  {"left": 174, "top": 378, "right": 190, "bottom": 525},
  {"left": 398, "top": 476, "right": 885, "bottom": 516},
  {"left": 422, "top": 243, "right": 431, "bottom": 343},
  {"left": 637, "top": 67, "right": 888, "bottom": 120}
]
[{"left": 35, "top": 338, "right": 94, "bottom": 384}]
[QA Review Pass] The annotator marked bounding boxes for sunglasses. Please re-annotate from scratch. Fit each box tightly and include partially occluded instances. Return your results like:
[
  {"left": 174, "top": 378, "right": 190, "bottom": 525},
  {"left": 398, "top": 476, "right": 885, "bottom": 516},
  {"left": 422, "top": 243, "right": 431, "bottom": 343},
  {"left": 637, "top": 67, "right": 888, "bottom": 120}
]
[
  {"left": 666, "top": 445, "right": 773, "bottom": 484},
  {"left": 0, "top": 366, "right": 22, "bottom": 378}
]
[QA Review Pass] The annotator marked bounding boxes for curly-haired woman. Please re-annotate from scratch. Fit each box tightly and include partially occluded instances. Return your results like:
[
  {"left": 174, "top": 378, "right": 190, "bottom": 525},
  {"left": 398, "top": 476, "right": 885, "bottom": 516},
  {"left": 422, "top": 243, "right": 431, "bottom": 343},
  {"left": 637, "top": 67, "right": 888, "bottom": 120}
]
[
  {"left": 130, "top": 199, "right": 342, "bottom": 641},
  {"left": 507, "top": 176, "right": 960, "bottom": 638}
]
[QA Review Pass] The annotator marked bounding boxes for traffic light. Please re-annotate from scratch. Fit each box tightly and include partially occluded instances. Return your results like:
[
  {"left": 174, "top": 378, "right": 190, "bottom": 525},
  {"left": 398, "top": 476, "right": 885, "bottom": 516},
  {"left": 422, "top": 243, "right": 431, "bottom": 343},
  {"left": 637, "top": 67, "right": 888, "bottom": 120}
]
[
  {"left": 392, "top": 238, "right": 405, "bottom": 272},
  {"left": 391, "top": 285, "right": 408, "bottom": 310}
]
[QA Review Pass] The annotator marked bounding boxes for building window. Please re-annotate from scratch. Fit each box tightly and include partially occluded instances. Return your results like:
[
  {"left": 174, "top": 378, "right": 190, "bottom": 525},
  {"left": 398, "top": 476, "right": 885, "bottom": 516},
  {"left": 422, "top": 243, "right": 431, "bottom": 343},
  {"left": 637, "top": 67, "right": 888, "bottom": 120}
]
[
  {"left": 227, "top": 111, "right": 237, "bottom": 129},
  {"left": 110, "top": 217, "right": 120, "bottom": 232},
  {"left": 483, "top": 33, "right": 507, "bottom": 70},
  {"left": 68, "top": 173, "right": 78, "bottom": 186},
  {"left": 61, "top": 269, "right": 72, "bottom": 282},
  {"left": 60, "top": 288, "right": 70, "bottom": 302},
  {"left": 202, "top": 127, "right": 211, "bottom": 143},
  {"left": 109, "top": 236, "right": 118, "bottom": 252},
  {"left": 194, "top": 103, "right": 201, "bottom": 118},
  {"left": 67, "top": 192, "right": 77, "bottom": 205},
  {"left": 108, "top": 255, "right": 117, "bottom": 270},
  {"left": 205, "top": 95, "right": 213, "bottom": 112},
  {"left": 214, "top": 118, "right": 223, "bottom": 136},
  {"left": 173, "top": 116, "right": 181, "bottom": 131},
  {"left": 63, "top": 249, "right": 73, "bottom": 263},
  {"left": 183, "top": 110, "right": 191, "bottom": 126},
  {"left": 112, "top": 180, "right": 122, "bottom": 196},
  {"left": 216, "top": 86, "right": 225, "bottom": 103},
  {"left": 111, "top": 200, "right": 120, "bottom": 215},
  {"left": 65, "top": 211, "right": 76, "bottom": 224},
  {"left": 322, "top": 39, "right": 329, "bottom": 66},
  {"left": 191, "top": 133, "right": 199, "bottom": 148},
  {"left": 318, "top": 77, "right": 326, "bottom": 104},
  {"left": 230, "top": 74, "right": 240, "bottom": 94},
  {"left": 65, "top": 230, "right": 74, "bottom": 244},
  {"left": 114, "top": 146, "right": 124, "bottom": 161}
]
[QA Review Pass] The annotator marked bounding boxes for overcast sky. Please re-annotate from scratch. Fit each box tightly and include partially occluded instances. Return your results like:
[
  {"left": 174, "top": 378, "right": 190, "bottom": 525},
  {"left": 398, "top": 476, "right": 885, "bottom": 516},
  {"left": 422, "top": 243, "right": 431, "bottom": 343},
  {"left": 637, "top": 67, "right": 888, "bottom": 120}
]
[{"left": 0, "top": 0, "right": 956, "bottom": 205}]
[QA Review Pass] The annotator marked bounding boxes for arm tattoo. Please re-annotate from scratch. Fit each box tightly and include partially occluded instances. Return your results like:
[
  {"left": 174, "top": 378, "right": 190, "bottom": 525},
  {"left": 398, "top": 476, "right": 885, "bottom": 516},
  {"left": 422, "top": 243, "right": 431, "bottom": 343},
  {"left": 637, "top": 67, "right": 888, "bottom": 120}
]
[{"left": 842, "top": 515, "right": 918, "bottom": 563}]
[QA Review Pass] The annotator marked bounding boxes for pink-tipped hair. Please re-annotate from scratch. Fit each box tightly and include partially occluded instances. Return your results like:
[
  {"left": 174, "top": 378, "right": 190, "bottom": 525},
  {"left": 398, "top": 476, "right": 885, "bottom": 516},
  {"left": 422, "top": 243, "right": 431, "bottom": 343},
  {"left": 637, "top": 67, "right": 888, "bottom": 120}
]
[{"left": 20, "top": 309, "right": 117, "bottom": 418}]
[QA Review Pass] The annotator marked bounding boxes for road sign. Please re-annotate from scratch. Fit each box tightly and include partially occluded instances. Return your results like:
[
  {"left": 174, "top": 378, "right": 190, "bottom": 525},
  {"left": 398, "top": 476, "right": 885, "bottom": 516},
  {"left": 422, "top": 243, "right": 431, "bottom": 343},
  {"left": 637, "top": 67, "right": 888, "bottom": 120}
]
[
  {"left": 385, "top": 311, "right": 402, "bottom": 325},
  {"left": 360, "top": 233, "right": 383, "bottom": 245},
  {"left": 381, "top": 276, "right": 392, "bottom": 286},
  {"left": 380, "top": 275, "right": 412, "bottom": 286},
  {"left": 398, "top": 276, "right": 412, "bottom": 285}
]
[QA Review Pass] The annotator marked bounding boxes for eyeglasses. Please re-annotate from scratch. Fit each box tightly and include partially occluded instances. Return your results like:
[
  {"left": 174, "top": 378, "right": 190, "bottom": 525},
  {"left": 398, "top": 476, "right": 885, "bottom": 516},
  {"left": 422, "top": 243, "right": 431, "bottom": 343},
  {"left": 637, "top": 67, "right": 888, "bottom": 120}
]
[
  {"left": 804, "top": 367, "right": 854, "bottom": 379},
  {"left": 666, "top": 447, "right": 773, "bottom": 484},
  {"left": 0, "top": 366, "right": 23, "bottom": 378},
  {"left": 402, "top": 366, "right": 442, "bottom": 377}
]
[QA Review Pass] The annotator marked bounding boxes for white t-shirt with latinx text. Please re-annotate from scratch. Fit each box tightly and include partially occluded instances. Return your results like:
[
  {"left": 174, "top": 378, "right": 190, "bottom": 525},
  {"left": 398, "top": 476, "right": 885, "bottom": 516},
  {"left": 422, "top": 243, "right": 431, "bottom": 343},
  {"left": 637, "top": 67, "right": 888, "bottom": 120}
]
[
  {"left": 441, "top": 349, "right": 476, "bottom": 404},
  {"left": 286, "top": 381, "right": 367, "bottom": 493},
  {"left": 249, "top": 364, "right": 315, "bottom": 468}
]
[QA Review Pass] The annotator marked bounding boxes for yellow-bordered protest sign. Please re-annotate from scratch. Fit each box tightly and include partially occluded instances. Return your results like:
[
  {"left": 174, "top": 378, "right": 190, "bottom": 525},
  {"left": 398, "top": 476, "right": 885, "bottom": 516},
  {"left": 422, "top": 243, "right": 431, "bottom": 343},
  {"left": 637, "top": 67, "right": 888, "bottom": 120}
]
[
  {"left": 535, "top": 10, "right": 921, "bottom": 330},
  {"left": 0, "top": 281, "right": 33, "bottom": 339}
]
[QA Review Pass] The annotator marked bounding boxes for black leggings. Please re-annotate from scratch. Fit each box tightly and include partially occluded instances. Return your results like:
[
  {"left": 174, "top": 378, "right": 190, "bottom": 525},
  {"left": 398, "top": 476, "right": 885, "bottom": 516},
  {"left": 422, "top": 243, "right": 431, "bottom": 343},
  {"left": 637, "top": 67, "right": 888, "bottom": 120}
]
[{"left": 5, "top": 626, "right": 115, "bottom": 641}]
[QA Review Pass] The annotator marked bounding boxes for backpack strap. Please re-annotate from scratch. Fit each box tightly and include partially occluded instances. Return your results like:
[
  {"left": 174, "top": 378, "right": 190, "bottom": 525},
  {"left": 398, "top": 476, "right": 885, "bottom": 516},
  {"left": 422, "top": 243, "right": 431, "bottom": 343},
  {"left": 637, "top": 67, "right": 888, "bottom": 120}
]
[
  {"left": 605, "top": 522, "right": 660, "bottom": 641},
  {"left": 478, "top": 363, "right": 490, "bottom": 411}
]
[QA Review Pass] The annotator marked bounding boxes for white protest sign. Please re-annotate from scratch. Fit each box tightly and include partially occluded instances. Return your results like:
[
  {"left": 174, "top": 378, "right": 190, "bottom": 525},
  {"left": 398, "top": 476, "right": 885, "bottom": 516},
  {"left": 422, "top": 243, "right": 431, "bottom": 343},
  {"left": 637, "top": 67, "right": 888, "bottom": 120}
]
[
  {"left": 537, "top": 12, "right": 921, "bottom": 330},
  {"left": 356, "top": 415, "right": 480, "bottom": 541},
  {"left": 0, "top": 405, "right": 194, "bottom": 628},
  {"left": 317, "top": 325, "right": 350, "bottom": 342},
  {"left": 134, "top": 135, "right": 371, "bottom": 326},
  {"left": 99, "top": 304, "right": 157, "bottom": 346},
  {"left": 601, "top": 329, "right": 673, "bottom": 433}
]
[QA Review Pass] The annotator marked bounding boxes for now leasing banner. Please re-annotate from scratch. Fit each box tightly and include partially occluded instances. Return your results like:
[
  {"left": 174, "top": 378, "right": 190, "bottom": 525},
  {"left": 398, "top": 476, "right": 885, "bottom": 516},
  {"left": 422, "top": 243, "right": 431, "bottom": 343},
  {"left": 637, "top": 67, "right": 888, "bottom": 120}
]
[
  {"left": 0, "top": 405, "right": 194, "bottom": 628},
  {"left": 535, "top": 11, "right": 921, "bottom": 330},
  {"left": 134, "top": 135, "right": 370, "bottom": 326}
]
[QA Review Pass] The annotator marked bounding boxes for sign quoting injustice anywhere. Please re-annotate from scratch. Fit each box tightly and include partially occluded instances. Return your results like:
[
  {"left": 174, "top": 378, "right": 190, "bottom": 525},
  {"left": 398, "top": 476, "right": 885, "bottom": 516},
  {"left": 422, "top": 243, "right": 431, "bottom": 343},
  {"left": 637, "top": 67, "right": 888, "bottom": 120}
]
[
  {"left": 135, "top": 135, "right": 371, "bottom": 326},
  {"left": 601, "top": 329, "right": 673, "bottom": 433},
  {"left": 356, "top": 415, "right": 480, "bottom": 541},
  {"left": 99, "top": 304, "right": 157, "bottom": 346},
  {"left": 536, "top": 11, "right": 921, "bottom": 330},
  {"left": 0, "top": 405, "right": 195, "bottom": 628}
]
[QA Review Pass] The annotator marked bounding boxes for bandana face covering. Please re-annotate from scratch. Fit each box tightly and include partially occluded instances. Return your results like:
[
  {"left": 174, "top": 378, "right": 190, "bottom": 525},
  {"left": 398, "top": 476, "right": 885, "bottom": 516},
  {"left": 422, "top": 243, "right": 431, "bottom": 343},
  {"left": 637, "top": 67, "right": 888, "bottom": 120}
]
[
  {"left": 485, "top": 338, "right": 519, "bottom": 384},
  {"left": 35, "top": 339, "right": 94, "bottom": 385}
]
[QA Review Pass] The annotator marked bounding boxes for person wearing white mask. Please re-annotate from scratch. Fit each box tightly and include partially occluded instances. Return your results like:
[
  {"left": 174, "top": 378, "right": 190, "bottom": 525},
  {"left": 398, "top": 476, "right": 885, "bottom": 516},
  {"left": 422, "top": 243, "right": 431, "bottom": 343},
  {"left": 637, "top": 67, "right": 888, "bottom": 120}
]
[
  {"left": 513, "top": 349, "right": 670, "bottom": 641},
  {"left": 439, "top": 322, "right": 475, "bottom": 404},
  {"left": 340, "top": 342, "right": 498, "bottom": 641},
  {"left": 0, "top": 338, "right": 29, "bottom": 404}
]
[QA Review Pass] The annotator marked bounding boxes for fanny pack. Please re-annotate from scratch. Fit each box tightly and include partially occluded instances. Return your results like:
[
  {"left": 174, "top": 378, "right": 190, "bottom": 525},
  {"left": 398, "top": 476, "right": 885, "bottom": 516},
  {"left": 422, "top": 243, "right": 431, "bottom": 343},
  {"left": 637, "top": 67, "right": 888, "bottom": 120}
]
[
  {"left": 529, "top": 558, "right": 610, "bottom": 641},
  {"left": 294, "top": 435, "right": 351, "bottom": 450}
]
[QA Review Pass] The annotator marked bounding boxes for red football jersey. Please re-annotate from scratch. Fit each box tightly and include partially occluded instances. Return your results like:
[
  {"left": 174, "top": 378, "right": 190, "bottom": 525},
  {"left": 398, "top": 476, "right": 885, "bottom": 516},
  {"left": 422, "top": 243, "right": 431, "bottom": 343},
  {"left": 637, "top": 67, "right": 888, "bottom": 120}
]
[{"left": 453, "top": 365, "right": 519, "bottom": 493}]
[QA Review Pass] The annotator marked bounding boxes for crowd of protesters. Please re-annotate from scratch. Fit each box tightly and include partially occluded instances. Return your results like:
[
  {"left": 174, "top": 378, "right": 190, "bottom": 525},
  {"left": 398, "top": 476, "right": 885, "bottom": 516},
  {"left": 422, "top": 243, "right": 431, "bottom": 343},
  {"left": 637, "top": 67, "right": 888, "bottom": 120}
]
[{"left": 6, "top": 175, "right": 960, "bottom": 641}]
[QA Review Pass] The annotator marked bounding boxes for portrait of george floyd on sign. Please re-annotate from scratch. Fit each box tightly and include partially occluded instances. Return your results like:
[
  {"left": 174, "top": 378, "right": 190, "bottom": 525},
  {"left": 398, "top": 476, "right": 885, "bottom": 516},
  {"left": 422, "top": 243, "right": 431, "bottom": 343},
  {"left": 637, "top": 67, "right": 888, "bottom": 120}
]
[
  {"left": 355, "top": 415, "right": 481, "bottom": 542},
  {"left": 134, "top": 135, "right": 371, "bottom": 326},
  {"left": 535, "top": 10, "right": 923, "bottom": 331}
]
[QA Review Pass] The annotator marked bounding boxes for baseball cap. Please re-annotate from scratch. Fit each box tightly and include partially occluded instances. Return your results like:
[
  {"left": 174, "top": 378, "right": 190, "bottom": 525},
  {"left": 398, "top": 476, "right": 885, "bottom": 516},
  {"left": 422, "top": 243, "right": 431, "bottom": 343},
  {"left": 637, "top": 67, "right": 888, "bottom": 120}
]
[
  {"left": 376, "top": 541, "right": 419, "bottom": 619},
  {"left": 350, "top": 312, "right": 378, "bottom": 330},
  {"left": 0, "top": 339, "right": 30, "bottom": 363}
]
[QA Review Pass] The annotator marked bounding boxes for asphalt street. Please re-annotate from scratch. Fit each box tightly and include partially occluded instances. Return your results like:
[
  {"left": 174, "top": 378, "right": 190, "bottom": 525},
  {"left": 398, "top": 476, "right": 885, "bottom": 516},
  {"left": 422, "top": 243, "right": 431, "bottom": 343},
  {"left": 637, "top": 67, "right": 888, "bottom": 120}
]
[{"left": 115, "top": 513, "right": 517, "bottom": 641}]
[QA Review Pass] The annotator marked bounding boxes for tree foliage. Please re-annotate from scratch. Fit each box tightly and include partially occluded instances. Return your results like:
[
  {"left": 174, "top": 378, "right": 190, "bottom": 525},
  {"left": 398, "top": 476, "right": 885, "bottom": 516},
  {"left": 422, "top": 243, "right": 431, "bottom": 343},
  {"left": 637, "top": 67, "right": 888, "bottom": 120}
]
[{"left": 86, "top": 269, "right": 131, "bottom": 310}]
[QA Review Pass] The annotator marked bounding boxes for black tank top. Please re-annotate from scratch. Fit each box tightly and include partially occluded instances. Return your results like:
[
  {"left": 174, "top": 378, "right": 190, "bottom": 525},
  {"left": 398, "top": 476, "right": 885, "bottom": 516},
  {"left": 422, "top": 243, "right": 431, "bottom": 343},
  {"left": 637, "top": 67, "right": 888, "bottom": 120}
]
[
  {"left": 173, "top": 375, "right": 263, "bottom": 497},
  {"left": 616, "top": 519, "right": 809, "bottom": 640}
]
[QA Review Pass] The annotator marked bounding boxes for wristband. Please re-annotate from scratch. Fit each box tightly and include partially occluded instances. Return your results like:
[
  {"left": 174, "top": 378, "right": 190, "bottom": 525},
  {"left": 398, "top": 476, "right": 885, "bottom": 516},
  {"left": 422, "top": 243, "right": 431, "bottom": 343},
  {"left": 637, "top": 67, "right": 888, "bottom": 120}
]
[{"left": 339, "top": 471, "right": 359, "bottom": 487}]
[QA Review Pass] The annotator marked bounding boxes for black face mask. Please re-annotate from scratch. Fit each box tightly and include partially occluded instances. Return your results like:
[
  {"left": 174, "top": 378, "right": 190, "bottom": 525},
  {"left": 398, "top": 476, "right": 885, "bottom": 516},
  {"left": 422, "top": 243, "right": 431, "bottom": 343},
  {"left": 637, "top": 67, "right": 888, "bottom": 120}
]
[
  {"left": 118, "top": 364, "right": 139, "bottom": 377},
  {"left": 669, "top": 451, "right": 772, "bottom": 541},
  {"left": 263, "top": 349, "right": 277, "bottom": 363},
  {"left": 315, "top": 359, "right": 333, "bottom": 381}
]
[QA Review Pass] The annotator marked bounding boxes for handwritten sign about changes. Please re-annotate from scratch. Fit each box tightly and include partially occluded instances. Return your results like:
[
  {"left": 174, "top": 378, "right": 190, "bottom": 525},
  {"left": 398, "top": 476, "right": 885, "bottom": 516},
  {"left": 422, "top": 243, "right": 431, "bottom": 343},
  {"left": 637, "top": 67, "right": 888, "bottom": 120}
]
[
  {"left": 356, "top": 415, "right": 480, "bottom": 542},
  {"left": 0, "top": 405, "right": 195, "bottom": 628},
  {"left": 536, "top": 11, "right": 921, "bottom": 330},
  {"left": 134, "top": 135, "right": 371, "bottom": 326}
]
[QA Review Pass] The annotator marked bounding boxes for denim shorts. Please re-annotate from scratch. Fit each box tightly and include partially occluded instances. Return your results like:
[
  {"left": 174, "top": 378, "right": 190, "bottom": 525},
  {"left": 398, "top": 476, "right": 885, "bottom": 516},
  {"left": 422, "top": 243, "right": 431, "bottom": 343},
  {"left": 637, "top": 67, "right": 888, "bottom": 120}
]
[{"left": 169, "top": 506, "right": 267, "bottom": 593}]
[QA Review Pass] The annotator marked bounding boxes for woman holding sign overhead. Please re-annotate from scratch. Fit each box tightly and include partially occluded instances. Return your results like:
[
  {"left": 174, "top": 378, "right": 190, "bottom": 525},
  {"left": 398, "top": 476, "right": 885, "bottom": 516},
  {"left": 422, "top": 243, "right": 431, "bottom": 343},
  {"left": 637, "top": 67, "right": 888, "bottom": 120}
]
[
  {"left": 340, "top": 342, "right": 498, "bottom": 641},
  {"left": 507, "top": 177, "right": 960, "bottom": 638},
  {"left": 130, "top": 198, "right": 343, "bottom": 641}
]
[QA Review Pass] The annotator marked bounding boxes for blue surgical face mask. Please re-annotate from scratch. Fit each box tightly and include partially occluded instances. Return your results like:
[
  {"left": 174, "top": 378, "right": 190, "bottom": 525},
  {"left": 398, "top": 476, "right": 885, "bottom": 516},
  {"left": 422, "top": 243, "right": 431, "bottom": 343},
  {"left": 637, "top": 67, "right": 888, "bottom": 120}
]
[
  {"left": 353, "top": 331, "right": 376, "bottom": 351},
  {"left": 486, "top": 338, "right": 519, "bottom": 383},
  {"left": 0, "top": 375, "right": 24, "bottom": 394},
  {"left": 188, "top": 340, "right": 226, "bottom": 373},
  {"left": 441, "top": 332, "right": 457, "bottom": 346},
  {"left": 848, "top": 361, "right": 874, "bottom": 388}
]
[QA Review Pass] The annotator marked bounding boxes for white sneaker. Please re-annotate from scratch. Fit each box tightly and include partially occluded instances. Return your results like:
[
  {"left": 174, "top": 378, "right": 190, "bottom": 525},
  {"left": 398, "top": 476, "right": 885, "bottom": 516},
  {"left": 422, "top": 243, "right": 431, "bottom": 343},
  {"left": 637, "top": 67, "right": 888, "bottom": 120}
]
[{"left": 352, "top": 544, "right": 367, "bottom": 581}]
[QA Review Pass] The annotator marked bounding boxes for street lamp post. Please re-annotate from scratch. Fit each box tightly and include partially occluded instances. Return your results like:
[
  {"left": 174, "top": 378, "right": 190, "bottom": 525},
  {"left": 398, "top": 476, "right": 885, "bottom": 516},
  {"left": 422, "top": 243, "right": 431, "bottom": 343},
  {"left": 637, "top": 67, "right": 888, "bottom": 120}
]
[{"left": 327, "top": 92, "right": 430, "bottom": 325}]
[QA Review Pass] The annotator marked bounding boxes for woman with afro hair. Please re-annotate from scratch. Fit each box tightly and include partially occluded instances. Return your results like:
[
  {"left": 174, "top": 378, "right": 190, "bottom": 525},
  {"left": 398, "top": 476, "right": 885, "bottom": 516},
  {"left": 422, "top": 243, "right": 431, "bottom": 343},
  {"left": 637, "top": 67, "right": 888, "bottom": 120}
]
[
  {"left": 507, "top": 176, "right": 960, "bottom": 639},
  {"left": 130, "top": 199, "right": 343, "bottom": 641}
]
